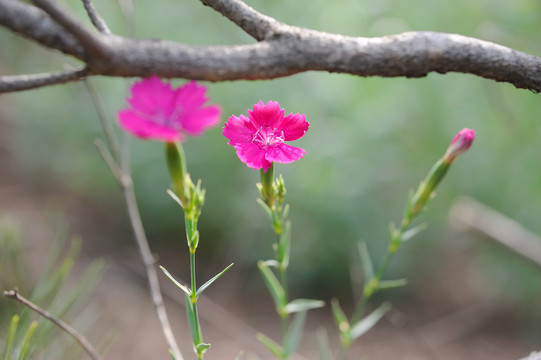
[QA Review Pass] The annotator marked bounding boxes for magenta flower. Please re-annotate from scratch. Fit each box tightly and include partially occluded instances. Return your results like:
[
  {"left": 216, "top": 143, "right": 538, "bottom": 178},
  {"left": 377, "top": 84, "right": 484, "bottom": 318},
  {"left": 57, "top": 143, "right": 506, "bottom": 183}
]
[
  {"left": 223, "top": 101, "right": 309, "bottom": 171},
  {"left": 444, "top": 128, "right": 475, "bottom": 163},
  {"left": 118, "top": 76, "right": 221, "bottom": 142}
]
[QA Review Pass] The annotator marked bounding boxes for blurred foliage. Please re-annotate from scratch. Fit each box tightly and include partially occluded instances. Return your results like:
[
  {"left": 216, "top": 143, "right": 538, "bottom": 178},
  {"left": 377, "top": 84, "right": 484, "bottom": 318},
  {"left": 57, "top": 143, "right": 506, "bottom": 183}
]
[
  {"left": 1, "top": 0, "right": 541, "bottom": 326},
  {"left": 0, "top": 217, "right": 106, "bottom": 359}
]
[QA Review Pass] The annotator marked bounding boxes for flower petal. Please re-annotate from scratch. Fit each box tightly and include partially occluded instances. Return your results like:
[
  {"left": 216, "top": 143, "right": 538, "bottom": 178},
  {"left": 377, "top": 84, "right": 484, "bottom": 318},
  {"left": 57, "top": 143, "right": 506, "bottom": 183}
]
[
  {"left": 175, "top": 81, "right": 209, "bottom": 110},
  {"left": 234, "top": 142, "right": 272, "bottom": 170},
  {"left": 118, "top": 109, "right": 183, "bottom": 142},
  {"left": 248, "top": 100, "right": 284, "bottom": 128},
  {"left": 264, "top": 143, "right": 306, "bottom": 164},
  {"left": 223, "top": 114, "right": 256, "bottom": 144},
  {"left": 127, "top": 76, "right": 176, "bottom": 116},
  {"left": 181, "top": 105, "right": 222, "bottom": 136},
  {"left": 279, "top": 112, "right": 309, "bottom": 141}
]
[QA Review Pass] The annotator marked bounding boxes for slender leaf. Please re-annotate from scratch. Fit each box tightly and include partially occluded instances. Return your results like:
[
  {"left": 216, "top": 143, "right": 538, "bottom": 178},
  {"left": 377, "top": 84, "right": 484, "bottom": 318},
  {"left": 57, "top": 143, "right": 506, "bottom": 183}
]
[
  {"left": 234, "top": 351, "right": 244, "bottom": 360},
  {"left": 278, "top": 220, "right": 291, "bottom": 269},
  {"left": 284, "top": 311, "right": 307, "bottom": 357},
  {"left": 357, "top": 241, "right": 374, "bottom": 281},
  {"left": 166, "top": 189, "right": 183, "bottom": 208},
  {"left": 261, "top": 259, "right": 280, "bottom": 268},
  {"left": 196, "top": 263, "right": 234, "bottom": 297},
  {"left": 256, "top": 198, "right": 273, "bottom": 222},
  {"left": 2, "top": 314, "right": 19, "bottom": 360},
  {"left": 316, "top": 328, "right": 333, "bottom": 360},
  {"left": 350, "top": 302, "right": 391, "bottom": 340},
  {"left": 196, "top": 343, "right": 210, "bottom": 355},
  {"left": 401, "top": 223, "right": 428, "bottom": 242},
  {"left": 160, "top": 266, "right": 191, "bottom": 296},
  {"left": 256, "top": 333, "right": 284, "bottom": 359},
  {"left": 377, "top": 279, "right": 407, "bottom": 290},
  {"left": 257, "top": 261, "right": 286, "bottom": 312},
  {"left": 168, "top": 349, "right": 177, "bottom": 360},
  {"left": 17, "top": 321, "right": 38, "bottom": 360},
  {"left": 284, "top": 299, "right": 325, "bottom": 314},
  {"left": 184, "top": 294, "right": 200, "bottom": 345},
  {"left": 330, "top": 298, "right": 349, "bottom": 333}
]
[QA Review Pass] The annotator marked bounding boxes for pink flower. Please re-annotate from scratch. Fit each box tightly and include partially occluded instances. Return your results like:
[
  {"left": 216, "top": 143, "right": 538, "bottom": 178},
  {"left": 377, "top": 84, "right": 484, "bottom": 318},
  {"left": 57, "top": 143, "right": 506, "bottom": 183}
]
[
  {"left": 223, "top": 101, "right": 309, "bottom": 171},
  {"left": 444, "top": 128, "right": 475, "bottom": 162},
  {"left": 118, "top": 76, "right": 221, "bottom": 142}
]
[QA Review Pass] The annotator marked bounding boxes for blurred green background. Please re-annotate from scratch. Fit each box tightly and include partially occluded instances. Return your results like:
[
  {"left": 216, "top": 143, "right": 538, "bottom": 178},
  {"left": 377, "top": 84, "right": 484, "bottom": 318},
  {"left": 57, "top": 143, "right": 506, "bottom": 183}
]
[{"left": 1, "top": 0, "right": 541, "bottom": 348}]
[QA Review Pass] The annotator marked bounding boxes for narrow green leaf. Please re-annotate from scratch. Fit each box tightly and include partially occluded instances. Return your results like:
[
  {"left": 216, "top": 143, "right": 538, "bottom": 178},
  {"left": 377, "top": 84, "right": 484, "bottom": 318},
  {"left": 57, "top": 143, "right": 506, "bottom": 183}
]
[
  {"left": 261, "top": 259, "right": 280, "bottom": 268},
  {"left": 166, "top": 189, "right": 183, "bottom": 208},
  {"left": 278, "top": 220, "right": 291, "bottom": 269},
  {"left": 281, "top": 204, "right": 290, "bottom": 224},
  {"left": 256, "top": 333, "right": 284, "bottom": 359},
  {"left": 160, "top": 266, "right": 191, "bottom": 296},
  {"left": 168, "top": 349, "right": 177, "bottom": 360},
  {"left": 284, "top": 311, "right": 307, "bottom": 357},
  {"left": 377, "top": 279, "right": 407, "bottom": 290},
  {"left": 31, "top": 237, "right": 81, "bottom": 308},
  {"left": 256, "top": 198, "right": 273, "bottom": 222},
  {"left": 401, "top": 223, "right": 428, "bottom": 242},
  {"left": 2, "top": 314, "right": 19, "bottom": 360},
  {"left": 357, "top": 241, "right": 374, "bottom": 281},
  {"left": 234, "top": 351, "right": 244, "bottom": 360},
  {"left": 330, "top": 299, "right": 349, "bottom": 334},
  {"left": 184, "top": 294, "right": 200, "bottom": 345},
  {"left": 316, "top": 328, "right": 333, "bottom": 360},
  {"left": 284, "top": 299, "right": 325, "bottom": 314},
  {"left": 350, "top": 302, "right": 391, "bottom": 340},
  {"left": 257, "top": 261, "right": 286, "bottom": 312},
  {"left": 196, "top": 263, "right": 234, "bottom": 297},
  {"left": 17, "top": 321, "right": 38, "bottom": 360},
  {"left": 196, "top": 343, "right": 210, "bottom": 355}
]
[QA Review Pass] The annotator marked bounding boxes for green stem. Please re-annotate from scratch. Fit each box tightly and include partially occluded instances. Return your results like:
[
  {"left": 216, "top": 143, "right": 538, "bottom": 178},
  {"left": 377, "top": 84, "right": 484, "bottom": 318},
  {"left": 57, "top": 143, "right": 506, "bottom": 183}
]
[
  {"left": 350, "top": 230, "right": 401, "bottom": 324},
  {"left": 189, "top": 243, "right": 204, "bottom": 358},
  {"left": 338, "top": 346, "right": 348, "bottom": 360}
]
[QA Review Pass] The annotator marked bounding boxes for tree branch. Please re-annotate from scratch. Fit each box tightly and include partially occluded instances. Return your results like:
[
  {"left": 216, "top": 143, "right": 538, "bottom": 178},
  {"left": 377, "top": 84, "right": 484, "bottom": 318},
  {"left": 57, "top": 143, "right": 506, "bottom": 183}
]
[
  {"left": 3, "top": 289, "right": 102, "bottom": 360},
  {"left": 0, "top": 67, "right": 90, "bottom": 92},
  {"left": 0, "top": 0, "right": 88, "bottom": 60},
  {"left": 81, "top": 0, "right": 111, "bottom": 34},
  {"left": 1, "top": 0, "right": 541, "bottom": 93},
  {"left": 198, "top": 0, "right": 282, "bottom": 41},
  {"left": 31, "top": 0, "right": 108, "bottom": 58}
]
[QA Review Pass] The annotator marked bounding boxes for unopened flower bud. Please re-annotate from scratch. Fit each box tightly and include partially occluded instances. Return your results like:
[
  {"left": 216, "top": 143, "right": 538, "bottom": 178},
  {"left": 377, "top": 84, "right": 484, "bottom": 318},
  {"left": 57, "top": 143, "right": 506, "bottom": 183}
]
[{"left": 444, "top": 128, "right": 475, "bottom": 163}]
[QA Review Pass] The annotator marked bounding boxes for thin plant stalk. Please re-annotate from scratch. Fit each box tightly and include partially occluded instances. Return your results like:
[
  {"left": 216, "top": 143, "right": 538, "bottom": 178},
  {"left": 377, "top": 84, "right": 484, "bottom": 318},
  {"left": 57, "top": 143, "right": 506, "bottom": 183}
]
[
  {"left": 3, "top": 289, "right": 101, "bottom": 360},
  {"left": 85, "top": 79, "right": 184, "bottom": 360}
]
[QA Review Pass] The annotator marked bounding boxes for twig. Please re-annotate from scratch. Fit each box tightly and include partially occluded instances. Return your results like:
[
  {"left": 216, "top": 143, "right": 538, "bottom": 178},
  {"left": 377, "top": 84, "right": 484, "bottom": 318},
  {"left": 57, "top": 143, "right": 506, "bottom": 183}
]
[
  {"left": 0, "top": 0, "right": 87, "bottom": 59},
  {"left": 0, "top": 67, "right": 90, "bottom": 93},
  {"left": 31, "top": 0, "right": 107, "bottom": 58},
  {"left": 86, "top": 80, "right": 120, "bottom": 161},
  {"left": 120, "top": 175, "right": 184, "bottom": 360},
  {"left": 81, "top": 0, "right": 111, "bottom": 34},
  {"left": 2, "top": 0, "right": 541, "bottom": 92},
  {"left": 450, "top": 196, "right": 541, "bottom": 268},
  {"left": 3, "top": 289, "right": 102, "bottom": 360},
  {"left": 94, "top": 139, "right": 123, "bottom": 184},
  {"left": 87, "top": 79, "right": 184, "bottom": 360},
  {"left": 198, "top": 0, "right": 281, "bottom": 41}
]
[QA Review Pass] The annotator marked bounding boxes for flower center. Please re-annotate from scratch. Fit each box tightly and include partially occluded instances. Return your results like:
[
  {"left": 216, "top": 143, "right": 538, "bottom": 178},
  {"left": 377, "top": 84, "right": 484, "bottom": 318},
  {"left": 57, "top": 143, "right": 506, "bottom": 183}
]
[{"left": 252, "top": 126, "right": 285, "bottom": 149}]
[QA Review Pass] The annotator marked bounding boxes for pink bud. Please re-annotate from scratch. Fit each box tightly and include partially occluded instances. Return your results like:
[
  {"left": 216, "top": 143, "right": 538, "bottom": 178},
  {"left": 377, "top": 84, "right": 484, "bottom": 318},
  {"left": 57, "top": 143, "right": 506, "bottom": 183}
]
[{"left": 444, "top": 128, "right": 475, "bottom": 162}]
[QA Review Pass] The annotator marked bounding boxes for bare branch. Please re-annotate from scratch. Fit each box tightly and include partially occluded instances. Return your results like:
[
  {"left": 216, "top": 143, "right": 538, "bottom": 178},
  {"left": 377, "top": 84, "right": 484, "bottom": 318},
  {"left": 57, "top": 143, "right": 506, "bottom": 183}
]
[
  {"left": 0, "top": 0, "right": 88, "bottom": 60},
  {"left": 450, "top": 196, "right": 541, "bottom": 268},
  {"left": 0, "top": 67, "right": 90, "bottom": 93},
  {"left": 81, "top": 0, "right": 111, "bottom": 34},
  {"left": 31, "top": 0, "right": 108, "bottom": 58},
  {"left": 87, "top": 84, "right": 184, "bottom": 360},
  {"left": 3, "top": 289, "right": 102, "bottom": 360},
  {"left": 1, "top": 0, "right": 541, "bottom": 93},
  {"left": 199, "top": 0, "right": 282, "bottom": 41}
]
